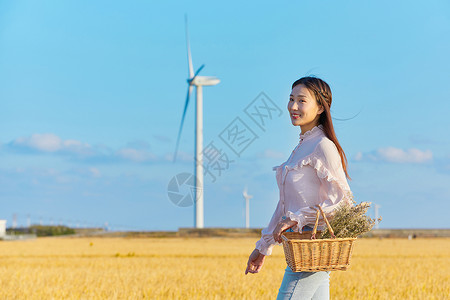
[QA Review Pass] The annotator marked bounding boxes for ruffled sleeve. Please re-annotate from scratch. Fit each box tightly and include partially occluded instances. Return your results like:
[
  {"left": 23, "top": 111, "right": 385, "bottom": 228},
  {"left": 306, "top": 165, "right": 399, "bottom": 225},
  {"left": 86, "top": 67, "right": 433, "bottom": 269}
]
[
  {"left": 285, "top": 138, "right": 352, "bottom": 232},
  {"left": 255, "top": 197, "right": 284, "bottom": 256}
]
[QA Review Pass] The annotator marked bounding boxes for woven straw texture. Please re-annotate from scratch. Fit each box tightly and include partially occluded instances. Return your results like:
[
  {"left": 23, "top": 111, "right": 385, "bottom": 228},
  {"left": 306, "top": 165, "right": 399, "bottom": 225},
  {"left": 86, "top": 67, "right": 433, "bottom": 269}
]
[
  {"left": 281, "top": 205, "right": 357, "bottom": 272},
  {"left": 281, "top": 231, "right": 356, "bottom": 272}
]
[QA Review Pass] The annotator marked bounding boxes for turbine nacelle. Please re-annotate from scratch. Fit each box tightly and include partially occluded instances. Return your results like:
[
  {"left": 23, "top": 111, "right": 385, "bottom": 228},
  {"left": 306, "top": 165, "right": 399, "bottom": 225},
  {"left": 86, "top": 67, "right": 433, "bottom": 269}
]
[
  {"left": 243, "top": 186, "right": 253, "bottom": 200},
  {"left": 188, "top": 76, "right": 220, "bottom": 86}
]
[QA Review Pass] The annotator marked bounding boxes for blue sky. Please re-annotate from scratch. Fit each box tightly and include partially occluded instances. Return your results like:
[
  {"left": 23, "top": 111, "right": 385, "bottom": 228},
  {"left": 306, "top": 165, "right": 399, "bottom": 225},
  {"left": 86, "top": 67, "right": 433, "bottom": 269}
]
[{"left": 1, "top": 0, "right": 449, "bottom": 230}]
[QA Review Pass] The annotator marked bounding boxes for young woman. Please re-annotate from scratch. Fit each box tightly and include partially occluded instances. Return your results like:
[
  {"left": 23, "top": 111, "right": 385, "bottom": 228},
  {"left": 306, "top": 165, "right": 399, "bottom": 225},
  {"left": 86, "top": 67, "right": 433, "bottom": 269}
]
[{"left": 244, "top": 76, "right": 352, "bottom": 299}]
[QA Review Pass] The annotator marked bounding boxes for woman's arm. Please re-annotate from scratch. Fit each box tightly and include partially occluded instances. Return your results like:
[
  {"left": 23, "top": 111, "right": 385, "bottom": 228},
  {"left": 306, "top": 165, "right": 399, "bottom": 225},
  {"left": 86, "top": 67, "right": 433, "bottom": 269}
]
[
  {"left": 254, "top": 199, "right": 284, "bottom": 256},
  {"left": 245, "top": 201, "right": 297, "bottom": 275}
]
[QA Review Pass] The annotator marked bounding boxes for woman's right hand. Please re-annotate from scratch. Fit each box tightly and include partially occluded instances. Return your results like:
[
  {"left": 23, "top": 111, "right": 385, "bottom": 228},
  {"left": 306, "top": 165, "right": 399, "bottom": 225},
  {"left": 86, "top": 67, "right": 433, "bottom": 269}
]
[
  {"left": 273, "top": 217, "right": 298, "bottom": 243},
  {"left": 245, "top": 248, "right": 266, "bottom": 275}
]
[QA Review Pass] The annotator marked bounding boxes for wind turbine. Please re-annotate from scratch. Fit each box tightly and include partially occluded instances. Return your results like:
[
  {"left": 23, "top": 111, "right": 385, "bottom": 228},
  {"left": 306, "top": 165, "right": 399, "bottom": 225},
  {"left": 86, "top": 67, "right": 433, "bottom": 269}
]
[
  {"left": 374, "top": 203, "right": 381, "bottom": 229},
  {"left": 173, "top": 15, "right": 220, "bottom": 229},
  {"left": 243, "top": 186, "right": 253, "bottom": 229}
]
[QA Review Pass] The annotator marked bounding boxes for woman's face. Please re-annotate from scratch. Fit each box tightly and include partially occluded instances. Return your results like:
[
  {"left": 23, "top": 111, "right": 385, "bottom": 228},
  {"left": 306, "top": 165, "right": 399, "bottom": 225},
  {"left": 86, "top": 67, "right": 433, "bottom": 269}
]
[{"left": 288, "top": 84, "right": 324, "bottom": 133}]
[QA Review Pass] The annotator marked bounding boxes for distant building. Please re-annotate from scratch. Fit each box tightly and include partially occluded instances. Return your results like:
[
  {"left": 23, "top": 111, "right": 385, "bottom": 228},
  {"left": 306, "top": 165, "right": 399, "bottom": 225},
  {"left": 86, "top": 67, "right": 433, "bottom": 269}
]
[{"left": 0, "top": 220, "right": 6, "bottom": 238}]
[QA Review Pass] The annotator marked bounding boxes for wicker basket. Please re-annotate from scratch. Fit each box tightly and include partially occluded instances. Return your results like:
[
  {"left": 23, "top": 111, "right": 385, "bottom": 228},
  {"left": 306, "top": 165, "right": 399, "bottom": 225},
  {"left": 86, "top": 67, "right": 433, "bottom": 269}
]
[{"left": 281, "top": 206, "right": 357, "bottom": 272}]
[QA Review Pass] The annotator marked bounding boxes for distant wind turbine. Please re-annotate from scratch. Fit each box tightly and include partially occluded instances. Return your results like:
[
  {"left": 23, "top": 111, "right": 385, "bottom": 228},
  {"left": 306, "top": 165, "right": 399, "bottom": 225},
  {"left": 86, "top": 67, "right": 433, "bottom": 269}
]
[
  {"left": 374, "top": 203, "right": 381, "bottom": 229},
  {"left": 173, "top": 15, "right": 220, "bottom": 229},
  {"left": 243, "top": 186, "right": 253, "bottom": 229}
]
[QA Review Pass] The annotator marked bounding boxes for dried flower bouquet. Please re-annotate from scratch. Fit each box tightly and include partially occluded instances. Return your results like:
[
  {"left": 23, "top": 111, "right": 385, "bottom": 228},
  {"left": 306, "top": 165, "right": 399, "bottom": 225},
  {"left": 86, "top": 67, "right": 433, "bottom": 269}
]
[{"left": 320, "top": 195, "right": 382, "bottom": 239}]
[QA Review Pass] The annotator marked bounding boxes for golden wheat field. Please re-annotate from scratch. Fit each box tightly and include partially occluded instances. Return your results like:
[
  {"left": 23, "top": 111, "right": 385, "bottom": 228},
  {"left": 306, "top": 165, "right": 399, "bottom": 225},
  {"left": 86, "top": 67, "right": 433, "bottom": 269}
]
[{"left": 0, "top": 236, "right": 448, "bottom": 299}]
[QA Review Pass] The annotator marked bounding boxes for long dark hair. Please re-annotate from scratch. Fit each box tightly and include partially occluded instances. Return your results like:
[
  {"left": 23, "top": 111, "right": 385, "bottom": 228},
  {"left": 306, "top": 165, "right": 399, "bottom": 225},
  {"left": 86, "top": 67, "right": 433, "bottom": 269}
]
[{"left": 292, "top": 76, "right": 350, "bottom": 179}]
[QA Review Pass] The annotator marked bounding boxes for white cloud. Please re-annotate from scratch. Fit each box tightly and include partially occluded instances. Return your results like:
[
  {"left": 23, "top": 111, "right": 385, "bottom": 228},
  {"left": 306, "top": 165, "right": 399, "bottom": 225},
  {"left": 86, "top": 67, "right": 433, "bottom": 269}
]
[
  {"left": 164, "top": 150, "right": 193, "bottom": 162},
  {"left": 377, "top": 147, "right": 432, "bottom": 163},
  {"left": 258, "top": 149, "right": 285, "bottom": 159},
  {"left": 354, "top": 147, "right": 433, "bottom": 164},
  {"left": 116, "top": 148, "right": 157, "bottom": 162},
  {"left": 153, "top": 134, "right": 172, "bottom": 144},
  {"left": 89, "top": 167, "right": 101, "bottom": 178},
  {"left": 11, "top": 133, "right": 92, "bottom": 155},
  {"left": 70, "top": 167, "right": 103, "bottom": 178},
  {"left": 354, "top": 152, "right": 363, "bottom": 161},
  {"left": 6, "top": 133, "right": 166, "bottom": 164},
  {"left": 13, "top": 133, "right": 62, "bottom": 152}
]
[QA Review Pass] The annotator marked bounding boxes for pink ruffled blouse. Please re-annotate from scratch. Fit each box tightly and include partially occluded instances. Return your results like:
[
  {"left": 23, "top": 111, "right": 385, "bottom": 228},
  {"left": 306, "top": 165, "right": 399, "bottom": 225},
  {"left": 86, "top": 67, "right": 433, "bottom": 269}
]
[{"left": 255, "top": 124, "right": 352, "bottom": 256}]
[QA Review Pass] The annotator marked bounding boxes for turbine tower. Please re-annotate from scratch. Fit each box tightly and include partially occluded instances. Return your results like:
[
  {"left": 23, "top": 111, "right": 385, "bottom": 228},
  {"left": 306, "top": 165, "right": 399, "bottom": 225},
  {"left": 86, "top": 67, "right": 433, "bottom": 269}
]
[
  {"left": 374, "top": 203, "right": 381, "bottom": 229},
  {"left": 173, "top": 15, "right": 220, "bottom": 229},
  {"left": 243, "top": 186, "right": 253, "bottom": 228}
]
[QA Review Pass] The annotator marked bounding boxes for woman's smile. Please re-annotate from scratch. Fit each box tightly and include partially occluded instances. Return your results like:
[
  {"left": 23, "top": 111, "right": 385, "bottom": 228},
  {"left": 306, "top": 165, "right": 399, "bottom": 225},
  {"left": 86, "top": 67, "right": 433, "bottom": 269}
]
[{"left": 291, "top": 113, "right": 300, "bottom": 119}]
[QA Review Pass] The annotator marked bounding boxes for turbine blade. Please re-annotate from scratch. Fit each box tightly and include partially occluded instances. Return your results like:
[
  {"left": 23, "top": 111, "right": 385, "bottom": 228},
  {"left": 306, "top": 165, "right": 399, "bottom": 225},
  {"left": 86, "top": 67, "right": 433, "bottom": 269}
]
[
  {"left": 185, "top": 14, "right": 194, "bottom": 78},
  {"left": 194, "top": 64, "right": 205, "bottom": 77},
  {"left": 173, "top": 84, "right": 193, "bottom": 162},
  {"left": 188, "top": 64, "right": 205, "bottom": 86}
]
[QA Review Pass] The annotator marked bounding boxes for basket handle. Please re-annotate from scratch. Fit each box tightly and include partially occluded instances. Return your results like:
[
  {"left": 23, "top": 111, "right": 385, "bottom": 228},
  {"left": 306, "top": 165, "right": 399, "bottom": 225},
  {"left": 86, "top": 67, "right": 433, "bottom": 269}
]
[{"left": 311, "top": 205, "right": 336, "bottom": 239}]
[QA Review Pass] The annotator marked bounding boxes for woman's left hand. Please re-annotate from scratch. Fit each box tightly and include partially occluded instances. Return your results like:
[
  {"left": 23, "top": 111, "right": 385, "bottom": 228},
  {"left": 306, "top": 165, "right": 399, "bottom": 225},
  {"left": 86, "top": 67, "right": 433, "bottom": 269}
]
[{"left": 273, "top": 218, "right": 298, "bottom": 243}]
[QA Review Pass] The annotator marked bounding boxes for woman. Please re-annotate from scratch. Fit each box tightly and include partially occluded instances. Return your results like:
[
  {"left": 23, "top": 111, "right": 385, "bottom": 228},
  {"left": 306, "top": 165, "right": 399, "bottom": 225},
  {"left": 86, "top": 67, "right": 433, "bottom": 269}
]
[{"left": 244, "top": 76, "right": 352, "bottom": 299}]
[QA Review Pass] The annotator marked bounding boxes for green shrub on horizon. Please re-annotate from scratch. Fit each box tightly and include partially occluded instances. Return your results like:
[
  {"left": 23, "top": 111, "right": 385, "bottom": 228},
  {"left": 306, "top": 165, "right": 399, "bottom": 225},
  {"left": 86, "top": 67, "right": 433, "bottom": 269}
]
[{"left": 29, "top": 225, "right": 75, "bottom": 237}]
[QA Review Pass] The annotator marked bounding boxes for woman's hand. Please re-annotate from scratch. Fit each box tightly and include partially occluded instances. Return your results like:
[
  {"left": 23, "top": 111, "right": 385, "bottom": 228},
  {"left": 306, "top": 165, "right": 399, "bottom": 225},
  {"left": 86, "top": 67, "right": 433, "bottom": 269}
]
[
  {"left": 273, "top": 218, "right": 298, "bottom": 243},
  {"left": 245, "top": 248, "right": 266, "bottom": 275}
]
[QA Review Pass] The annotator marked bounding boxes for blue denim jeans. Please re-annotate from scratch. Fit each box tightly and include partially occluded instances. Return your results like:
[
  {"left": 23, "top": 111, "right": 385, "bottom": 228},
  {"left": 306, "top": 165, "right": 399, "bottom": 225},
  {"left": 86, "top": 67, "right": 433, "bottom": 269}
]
[{"left": 277, "top": 224, "right": 331, "bottom": 300}]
